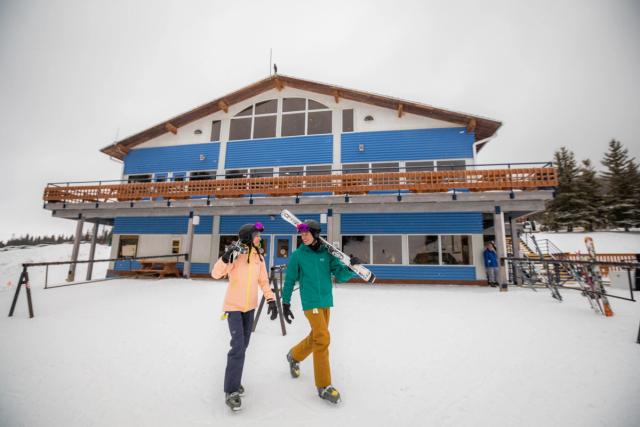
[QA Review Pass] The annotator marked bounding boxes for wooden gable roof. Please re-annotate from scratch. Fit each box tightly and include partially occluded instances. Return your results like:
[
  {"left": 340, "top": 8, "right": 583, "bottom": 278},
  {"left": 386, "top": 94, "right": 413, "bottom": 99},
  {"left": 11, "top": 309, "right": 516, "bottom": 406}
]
[{"left": 100, "top": 75, "right": 502, "bottom": 160}]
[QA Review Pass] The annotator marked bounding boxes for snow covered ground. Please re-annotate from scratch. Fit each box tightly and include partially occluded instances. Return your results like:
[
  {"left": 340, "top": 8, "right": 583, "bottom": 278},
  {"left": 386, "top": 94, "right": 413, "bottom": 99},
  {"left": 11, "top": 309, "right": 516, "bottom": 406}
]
[
  {"left": 1, "top": 244, "right": 639, "bottom": 427},
  {"left": 532, "top": 231, "right": 640, "bottom": 254}
]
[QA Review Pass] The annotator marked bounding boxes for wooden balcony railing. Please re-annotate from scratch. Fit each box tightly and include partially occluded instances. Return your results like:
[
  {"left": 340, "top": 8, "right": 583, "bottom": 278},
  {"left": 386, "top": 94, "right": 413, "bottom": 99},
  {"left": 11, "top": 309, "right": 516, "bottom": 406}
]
[{"left": 43, "top": 167, "right": 557, "bottom": 204}]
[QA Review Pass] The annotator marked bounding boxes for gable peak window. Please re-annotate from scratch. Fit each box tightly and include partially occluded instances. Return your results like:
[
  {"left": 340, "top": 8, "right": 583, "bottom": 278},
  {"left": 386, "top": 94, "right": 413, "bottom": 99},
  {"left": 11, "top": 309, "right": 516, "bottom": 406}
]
[
  {"left": 229, "top": 99, "right": 277, "bottom": 140},
  {"left": 281, "top": 98, "right": 332, "bottom": 137}
]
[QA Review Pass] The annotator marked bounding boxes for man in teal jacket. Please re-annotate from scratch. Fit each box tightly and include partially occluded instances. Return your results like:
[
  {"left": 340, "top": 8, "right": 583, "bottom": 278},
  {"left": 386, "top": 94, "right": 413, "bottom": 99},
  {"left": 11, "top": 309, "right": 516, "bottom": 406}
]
[{"left": 281, "top": 219, "right": 360, "bottom": 404}]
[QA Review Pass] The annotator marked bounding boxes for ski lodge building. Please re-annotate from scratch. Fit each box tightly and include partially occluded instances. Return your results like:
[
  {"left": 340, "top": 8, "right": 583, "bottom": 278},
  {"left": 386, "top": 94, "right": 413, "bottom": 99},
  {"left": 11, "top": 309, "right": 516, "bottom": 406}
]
[{"left": 43, "top": 75, "right": 557, "bottom": 284}]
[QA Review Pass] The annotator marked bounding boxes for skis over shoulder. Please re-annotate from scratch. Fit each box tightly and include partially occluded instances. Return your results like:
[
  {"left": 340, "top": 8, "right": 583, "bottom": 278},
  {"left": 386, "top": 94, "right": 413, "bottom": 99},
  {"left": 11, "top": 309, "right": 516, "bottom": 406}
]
[{"left": 280, "top": 209, "right": 376, "bottom": 283}]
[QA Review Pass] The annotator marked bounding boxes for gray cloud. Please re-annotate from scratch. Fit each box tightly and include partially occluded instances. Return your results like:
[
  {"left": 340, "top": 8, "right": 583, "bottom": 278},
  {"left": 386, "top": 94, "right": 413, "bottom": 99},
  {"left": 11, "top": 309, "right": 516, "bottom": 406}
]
[{"left": 1, "top": 0, "right": 638, "bottom": 240}]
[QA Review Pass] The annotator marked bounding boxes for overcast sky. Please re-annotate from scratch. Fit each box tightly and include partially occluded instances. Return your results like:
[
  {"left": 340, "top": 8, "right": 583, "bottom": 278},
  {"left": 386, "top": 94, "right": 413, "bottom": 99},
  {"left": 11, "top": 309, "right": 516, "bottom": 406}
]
[{"left": 1, "top": 0, "right": 638, "bottom": 241}]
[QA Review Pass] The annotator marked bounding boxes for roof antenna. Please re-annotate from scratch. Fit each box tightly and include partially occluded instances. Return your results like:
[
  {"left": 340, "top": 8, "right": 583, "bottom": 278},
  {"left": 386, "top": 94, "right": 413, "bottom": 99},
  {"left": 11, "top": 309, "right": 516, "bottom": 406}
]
[{"left": 269, "top": 48, "right": 273, "bottom": 75}]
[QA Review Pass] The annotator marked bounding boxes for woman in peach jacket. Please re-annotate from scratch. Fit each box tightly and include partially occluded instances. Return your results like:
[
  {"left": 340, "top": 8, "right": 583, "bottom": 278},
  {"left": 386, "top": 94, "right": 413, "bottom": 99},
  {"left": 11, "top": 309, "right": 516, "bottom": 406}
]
[{"left": 211, "top": 222, "right": 277, "bottom": 411}]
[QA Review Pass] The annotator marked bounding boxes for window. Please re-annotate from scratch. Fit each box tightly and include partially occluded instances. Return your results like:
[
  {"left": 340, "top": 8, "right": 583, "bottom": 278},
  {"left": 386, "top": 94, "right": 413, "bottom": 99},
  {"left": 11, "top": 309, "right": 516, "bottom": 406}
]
[
  {"left": 437, "top": 160, "right": 466, "bottom": 171},
  {"left": 279, "top": 166, "right": 304, "bottom": 177},
  {"left": 255, "top": 99, "right": 277, "bottom": 114},
  {"left": 225, "top": 169, "right": 248, "bottom": 179},
  {"left": 127, "top": 174, "right": 152, "bottom": 183},
  {"left": 342, "top": 109, "right": 354, "bottom": 132},
  {"left": 236, "top": 105, "right": 253, "bottom": 116},
  {"left": 308, "top": 99, "right": 327, "bottom": 110},
  {"left": 172, "top": 172, "right": 186, "bottom": 182},
  {"left": 189, "top": 170, "right": 215, "bottom": 181},
  {"left": 282, "top": 98, "right": 332, "bottom": 136},
  {"left": 154, "top": 174, "right": 167, "bottom": 183},
  {"left": 308, "top": 110, "right": 332, "bottom": 134},
  {"left": 250, "top": 168, "right": 273, "bottom": 178},
  {"left": 372, "top": 235, "right": 402, "bottom": 264},
  {"left": 229, "top": 117, "right": 252, "bottom": 140},
  {"left": 441, "top": 235, "right": 472, "bottom": 265},
  {"left": 405, "top": 161, "right": 435, "bottom": 172},
  {"left": 228, "top": 100, "right": 278, "bottom": 140},
  {"left": 343, "top": 163, "right": 369, "bottom": 174},
  {"left": 276, "top": 238, "right": 290, "bottom": 258},
  {"left": 306, "top": 165, "right": 332, "bottom": 176},
  {"left": 341, "top": 235, "right": 370, "bottom": 264},
  {"left": 118, "top": 236, "right": 139, "bottom": 258},
  {"left": 283, "top": 98, "right": 306, "bottom": 112},
  {"left": 210, "top": 120, "right": 221, "bottom": 142},
  {"left": 253, "top": 115, "right": 277, "bottom": 138},
  {"left": 171, "top": 239, "right": 181, "bottom": 255},
  {"left": 409, "top": 235, "right": 439, "bottom": 265},
  {"left": 282, "top": 113, "right": 305, "bottom": 136}
]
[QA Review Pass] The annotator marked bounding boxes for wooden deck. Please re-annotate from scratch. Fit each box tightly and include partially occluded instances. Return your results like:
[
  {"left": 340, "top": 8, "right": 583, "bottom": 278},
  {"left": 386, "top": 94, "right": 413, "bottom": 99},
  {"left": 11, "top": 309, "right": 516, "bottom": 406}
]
[{"left": 43, "top": 167, "right": 557, "bottom": 204}]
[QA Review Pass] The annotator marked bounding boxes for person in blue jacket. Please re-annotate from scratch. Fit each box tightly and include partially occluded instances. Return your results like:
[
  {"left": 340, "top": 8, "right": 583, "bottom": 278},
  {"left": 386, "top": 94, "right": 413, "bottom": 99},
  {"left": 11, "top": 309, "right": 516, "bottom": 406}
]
[{"left": 483, "top": 241, "right": 499, "bottom": 287}]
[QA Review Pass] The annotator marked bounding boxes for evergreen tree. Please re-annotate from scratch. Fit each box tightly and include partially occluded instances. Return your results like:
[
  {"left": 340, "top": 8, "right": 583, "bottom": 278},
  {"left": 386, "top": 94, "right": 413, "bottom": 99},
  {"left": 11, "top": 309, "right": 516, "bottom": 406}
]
[
  {"left": 601, "top": 140, "right": 639, "bottom": 230},
  {"left": 573, "top": 159, "right": 605, "bottom": 231},
  {"left": 546, "top": 147, "right": 582, "bottom": 231}
]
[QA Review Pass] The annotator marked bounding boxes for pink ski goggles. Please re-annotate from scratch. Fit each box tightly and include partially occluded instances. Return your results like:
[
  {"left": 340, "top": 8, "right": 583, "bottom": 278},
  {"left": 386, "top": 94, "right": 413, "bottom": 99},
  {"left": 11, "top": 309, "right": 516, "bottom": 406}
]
[{"left": 296, "top": 223, "right": 311, "bottom": 233}]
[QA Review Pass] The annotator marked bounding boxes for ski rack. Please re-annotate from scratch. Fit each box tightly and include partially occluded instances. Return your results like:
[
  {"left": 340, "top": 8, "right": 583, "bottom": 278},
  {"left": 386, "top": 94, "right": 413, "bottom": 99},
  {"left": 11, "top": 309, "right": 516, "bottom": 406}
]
[
  {"left": 529, "top": 235, "right": 563, "bottom": 301},
  {"left": 504, "top": 256, "right": 637, "bottom": 310}
]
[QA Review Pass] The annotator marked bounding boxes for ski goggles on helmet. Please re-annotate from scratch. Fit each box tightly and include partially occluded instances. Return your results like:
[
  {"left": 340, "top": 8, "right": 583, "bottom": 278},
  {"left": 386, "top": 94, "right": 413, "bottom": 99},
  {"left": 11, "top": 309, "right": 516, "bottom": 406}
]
[
  {"left": 254, "top": 222, "right": 264, "bottom": 232},
  {"left": 296, "top": 223, "right": 311, "bottom": 233}
]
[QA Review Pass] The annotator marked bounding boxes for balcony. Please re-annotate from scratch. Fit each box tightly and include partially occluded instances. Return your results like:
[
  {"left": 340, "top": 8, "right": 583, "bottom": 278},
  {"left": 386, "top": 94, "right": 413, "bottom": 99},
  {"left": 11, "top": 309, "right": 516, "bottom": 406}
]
[{"left": 43, "top": 163, "right": 557, "bottom": 204}]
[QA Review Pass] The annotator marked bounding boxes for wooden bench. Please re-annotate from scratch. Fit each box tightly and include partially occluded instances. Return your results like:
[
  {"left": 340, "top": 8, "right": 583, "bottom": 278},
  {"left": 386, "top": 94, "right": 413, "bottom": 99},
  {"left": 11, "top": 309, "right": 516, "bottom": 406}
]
[{"left": 132, "top": 260, "right": 182, "bottom": 278}]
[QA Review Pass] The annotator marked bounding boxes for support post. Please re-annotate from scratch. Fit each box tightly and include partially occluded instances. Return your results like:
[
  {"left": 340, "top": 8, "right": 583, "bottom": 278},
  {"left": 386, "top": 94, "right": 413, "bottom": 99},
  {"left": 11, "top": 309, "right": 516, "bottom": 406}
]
[
  {"left": 9, "top": 267, "right": 33, "bottom": 318},
  {"left": 509, "top": 216, "right": 522, "bottom": 285},
  {"left": 184, "top": 211, "right": 195, "bottom": 278},
  {"left": 66, "top": 215, "right": 84, "bottom": 282},
  {"left": 493, "top": 206, "right": 508, "bottom": 290},
  {"left": 86, "top": 221, "right": 99, "bottom": 280}
]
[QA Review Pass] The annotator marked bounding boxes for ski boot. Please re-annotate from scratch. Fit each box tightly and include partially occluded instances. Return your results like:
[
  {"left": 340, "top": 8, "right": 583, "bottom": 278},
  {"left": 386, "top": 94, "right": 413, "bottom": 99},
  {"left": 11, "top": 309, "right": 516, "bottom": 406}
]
[
  {"left": 318, "top": 385, "right": 341, "bottom": 404},
  {"left": 286, "top": 351, "right": 300, "bottom": 378},
  {"left": 225, "top": 391, "right": 242, "bottom": 411}
]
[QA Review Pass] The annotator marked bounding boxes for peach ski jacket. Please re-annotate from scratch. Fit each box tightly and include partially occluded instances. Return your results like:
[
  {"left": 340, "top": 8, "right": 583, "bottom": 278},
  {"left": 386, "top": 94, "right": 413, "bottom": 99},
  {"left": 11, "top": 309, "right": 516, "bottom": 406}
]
[{"left": 211, "top": 248, "right": 275, "bottom": 312}]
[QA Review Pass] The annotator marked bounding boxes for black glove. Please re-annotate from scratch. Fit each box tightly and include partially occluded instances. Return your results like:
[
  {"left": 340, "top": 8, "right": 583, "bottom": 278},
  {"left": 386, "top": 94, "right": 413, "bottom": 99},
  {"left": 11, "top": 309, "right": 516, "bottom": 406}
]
[
  {"left": 283, "top": 303, "right": 294, "bottom": 324},
  {"left": 267, "top": 300, "right": 278, "bottom": 320},
  {"left": 350, "top": 256, "right": 363, "bottom": 266},
  {"left": 221, "top": 246, "right": 236, "bottom": 263}
]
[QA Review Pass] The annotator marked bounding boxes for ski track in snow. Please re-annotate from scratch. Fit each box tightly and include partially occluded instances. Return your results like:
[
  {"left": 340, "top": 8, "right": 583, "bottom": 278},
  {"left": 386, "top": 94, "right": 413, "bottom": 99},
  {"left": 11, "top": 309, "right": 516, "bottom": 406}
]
[{"left": 0, "top": 244, "right": 639, "bottom": 426}]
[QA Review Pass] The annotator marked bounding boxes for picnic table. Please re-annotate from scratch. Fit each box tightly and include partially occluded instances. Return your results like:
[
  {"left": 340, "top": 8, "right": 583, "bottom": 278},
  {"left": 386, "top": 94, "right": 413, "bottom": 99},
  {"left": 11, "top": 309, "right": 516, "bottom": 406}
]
[{"left": 132, "top": 260, "right": 182, "bottom": 278}]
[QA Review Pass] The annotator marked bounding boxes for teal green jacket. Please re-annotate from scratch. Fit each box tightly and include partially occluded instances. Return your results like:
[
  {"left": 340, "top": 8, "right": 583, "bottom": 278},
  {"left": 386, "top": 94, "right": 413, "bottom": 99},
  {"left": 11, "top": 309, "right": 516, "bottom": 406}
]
[{"left": 282, "top": 243, "right": 355, "bottom": 310}]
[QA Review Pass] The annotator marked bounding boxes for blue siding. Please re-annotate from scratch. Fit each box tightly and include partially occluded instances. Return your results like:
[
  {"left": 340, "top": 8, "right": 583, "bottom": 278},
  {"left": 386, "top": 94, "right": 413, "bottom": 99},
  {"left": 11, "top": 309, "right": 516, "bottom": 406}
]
[
  {"left": 220, "top": 214, "right": 327, "bottom": 235},
  {"left": 225, "top": 135, "right": 332, "bottom": 168},
  {"left": 124, "top": 143, "right": 220, "bottom": 175},
  {"left": 113, "top": 261, "right": 209, "bottom": 274},
  {"left": 341, "top": 127, "right": 474, "bottom": 163},
  {"left": 114, "top": 216, "right": 213, "bottom": 234},
  {"left": 341, "top": 212, "right": 482, "bottom": 234},
  {"left": 367, "top": 265, "right": 476, "bottom": 280}
]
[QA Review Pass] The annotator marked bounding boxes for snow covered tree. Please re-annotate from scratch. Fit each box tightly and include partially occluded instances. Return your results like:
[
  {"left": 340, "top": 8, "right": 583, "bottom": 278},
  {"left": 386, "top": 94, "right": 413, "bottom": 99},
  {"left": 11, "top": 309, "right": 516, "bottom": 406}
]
[
  {"left": 600, "top": 140, "right": 640, "bottom": 231},
  {"left": 573, "top": 159, "right": 605, "bottom": 231},
  {"left": 545, "top": 147, "right": 582, "bottom": 231}
]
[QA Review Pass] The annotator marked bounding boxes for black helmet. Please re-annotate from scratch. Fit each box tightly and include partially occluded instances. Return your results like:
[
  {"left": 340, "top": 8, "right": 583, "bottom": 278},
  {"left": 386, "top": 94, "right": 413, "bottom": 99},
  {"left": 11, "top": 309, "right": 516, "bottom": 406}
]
[
  {"left": 296, "top": 219, "right": 321, "bottom": 238},
  {"left": 238, "top": 222, "right": 264, "bottom": 244}
]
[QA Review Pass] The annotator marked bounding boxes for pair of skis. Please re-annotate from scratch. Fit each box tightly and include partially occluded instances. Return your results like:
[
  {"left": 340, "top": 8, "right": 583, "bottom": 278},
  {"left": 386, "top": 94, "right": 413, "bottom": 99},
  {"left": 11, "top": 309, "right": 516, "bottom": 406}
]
[
  {"left": 584, "top": 237, "right": 614, "bottom": 317},
  {"left": 280, "top": 209, "right": 376, "bottom": 283}
]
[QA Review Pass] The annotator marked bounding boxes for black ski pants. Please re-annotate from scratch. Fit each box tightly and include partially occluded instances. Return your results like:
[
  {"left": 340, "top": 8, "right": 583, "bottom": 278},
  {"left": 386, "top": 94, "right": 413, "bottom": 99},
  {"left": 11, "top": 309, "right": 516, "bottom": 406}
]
[{"left": 224, "top": 310, "right": 255, "bottom": 393}]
